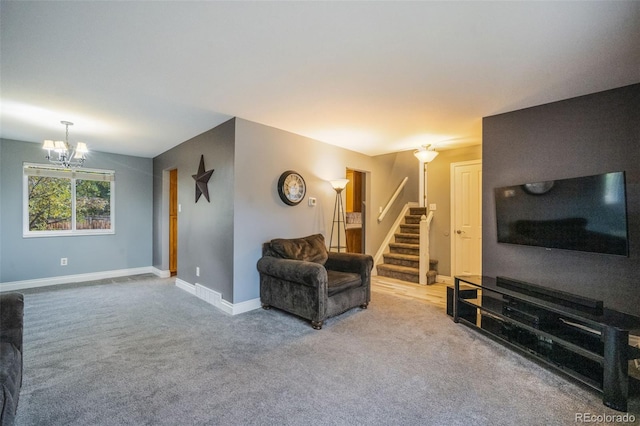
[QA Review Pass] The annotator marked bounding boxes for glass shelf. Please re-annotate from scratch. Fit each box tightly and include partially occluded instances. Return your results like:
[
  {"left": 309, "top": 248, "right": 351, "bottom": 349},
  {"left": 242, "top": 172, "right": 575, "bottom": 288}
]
[{"left": 454, "top": 275, "right": 640, "bottom": 412}]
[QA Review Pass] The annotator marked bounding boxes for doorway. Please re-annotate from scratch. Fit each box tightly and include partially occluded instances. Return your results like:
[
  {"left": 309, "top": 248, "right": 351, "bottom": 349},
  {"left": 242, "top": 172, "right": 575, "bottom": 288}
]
[
  {"left": 450, "top": 160, "right": 482, "bottom": 276},
  {"left": 345, "top": 169, "right": 366, "bottom": 254},
  {"left": 169, "top": 169, "right": 178, "bottom": 276}
]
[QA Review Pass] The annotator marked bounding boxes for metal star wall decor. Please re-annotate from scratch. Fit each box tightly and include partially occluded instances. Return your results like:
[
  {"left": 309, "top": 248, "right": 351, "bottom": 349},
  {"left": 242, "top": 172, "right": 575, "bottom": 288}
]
[{"left": 192, "top": 154, "right": 214, "bottom": 202}]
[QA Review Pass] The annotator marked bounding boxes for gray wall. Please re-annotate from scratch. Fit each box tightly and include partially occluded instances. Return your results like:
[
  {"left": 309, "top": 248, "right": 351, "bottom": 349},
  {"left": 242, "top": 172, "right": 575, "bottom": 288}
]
[
  {"left": 152, "top": 119, "right": 236, "bottom": 301},
  {"left": 372, "top": 148, "right": 421, "bottom": 246},
  {"left": 426, "top": 145, "right": 482, "bottom": 277},
  {"left": 232, "top": 118, "right": 418, "bottom": 303},
  {"left": 152, "top": 118, "right": 420, "bottom": 305},
  {"left": 482, "top": 84, "right": 639, "bottom": 316},
  {"left": 0, "top": 138, "right": 153, "bottom": 282}
]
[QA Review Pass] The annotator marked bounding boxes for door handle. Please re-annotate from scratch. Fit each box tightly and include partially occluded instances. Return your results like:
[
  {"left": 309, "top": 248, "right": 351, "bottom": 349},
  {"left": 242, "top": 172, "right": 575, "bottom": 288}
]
[{"left": 456, "top": 230, "right": 464, "bottom": 234}]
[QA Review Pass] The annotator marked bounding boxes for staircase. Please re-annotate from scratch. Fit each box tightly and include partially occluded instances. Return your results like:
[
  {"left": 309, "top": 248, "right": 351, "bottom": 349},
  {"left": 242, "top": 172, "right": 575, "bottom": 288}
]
[{"left": 377, "top": 207, "right": 438, "bottom": 284}]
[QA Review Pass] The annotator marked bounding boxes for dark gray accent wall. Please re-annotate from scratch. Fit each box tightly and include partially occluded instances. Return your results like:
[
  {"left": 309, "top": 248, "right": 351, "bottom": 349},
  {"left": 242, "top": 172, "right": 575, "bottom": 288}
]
[
  {"left": 152, "top": 119, "right": 235, "bottom": 300},
  {"left": 482, "top": 84, "right": 640, "bottom": 316},
  {"left": 0, "top": 138, "right": 153, "bottom": 282}
]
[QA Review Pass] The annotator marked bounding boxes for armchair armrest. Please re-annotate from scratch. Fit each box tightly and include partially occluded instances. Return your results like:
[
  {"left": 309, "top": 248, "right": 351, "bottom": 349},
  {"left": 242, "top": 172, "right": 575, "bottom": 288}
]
[
  {"left": 325, "top": 252, "right": 373, "bottom": 278},
  {"left": 257, "top": 256, "right": 327, "bottom": 288}
]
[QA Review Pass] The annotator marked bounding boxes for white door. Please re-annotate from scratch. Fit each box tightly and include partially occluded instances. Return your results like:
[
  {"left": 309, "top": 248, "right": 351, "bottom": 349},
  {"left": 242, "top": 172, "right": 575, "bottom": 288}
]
[{"left": 451, "top": 160, "right": 482, "bottom": 277}]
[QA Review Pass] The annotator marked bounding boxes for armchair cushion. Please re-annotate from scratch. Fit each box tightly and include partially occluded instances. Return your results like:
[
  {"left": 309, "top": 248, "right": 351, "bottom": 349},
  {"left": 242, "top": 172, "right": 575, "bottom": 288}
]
[
  {"left": 270, "top": 233, "right": 328, "bottom": 265},
  {"left": 326, "top": 270, "right": 361, "bottom": 296}
]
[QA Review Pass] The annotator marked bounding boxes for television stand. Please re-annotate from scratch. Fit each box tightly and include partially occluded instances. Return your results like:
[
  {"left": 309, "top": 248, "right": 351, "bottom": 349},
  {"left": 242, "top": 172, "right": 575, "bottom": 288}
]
[{"left": 454, "top": 275, "right": 640, "bottom": 412}]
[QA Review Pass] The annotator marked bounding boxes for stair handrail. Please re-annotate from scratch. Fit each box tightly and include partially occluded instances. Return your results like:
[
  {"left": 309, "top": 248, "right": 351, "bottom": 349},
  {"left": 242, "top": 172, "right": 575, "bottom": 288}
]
[
  {"left": 418, "top": 211, "right": 434, "bottom": 285},
  {"left": 377, "top": 177, "right": 409, "bottom": 223}
]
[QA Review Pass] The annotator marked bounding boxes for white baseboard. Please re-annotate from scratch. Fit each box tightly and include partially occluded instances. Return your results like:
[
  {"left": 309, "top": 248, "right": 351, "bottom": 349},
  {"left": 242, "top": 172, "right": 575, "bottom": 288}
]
[
  {"left": 175, "top": 279, "right": 261, "bottom": 315},
  {"left": 152, "top": 267, "right": 171, "bottom": 278},
  {"left": 0, "top": 266, "right": 155, "bottom": 292},
  {"left": 226, "top": 297, "right": 263, "bottom": 315},
  {"left": 437, "top": 275, "right": 453, "bottom": 284},
  {"left": 175, "top": 278, "right": 196, "bottom": 295}
]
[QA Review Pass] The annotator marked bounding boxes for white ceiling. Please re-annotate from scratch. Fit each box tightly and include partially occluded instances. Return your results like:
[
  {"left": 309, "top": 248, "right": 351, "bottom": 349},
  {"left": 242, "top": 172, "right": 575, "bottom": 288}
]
[{"left": 1, "top": 1, "right": 639, "bottom": 158}]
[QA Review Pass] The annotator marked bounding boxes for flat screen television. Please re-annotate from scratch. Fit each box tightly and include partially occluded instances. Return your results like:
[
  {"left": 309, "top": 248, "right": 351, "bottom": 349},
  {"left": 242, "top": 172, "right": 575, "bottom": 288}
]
[{"left": 494, "top": 171, "right": 629, "bottom": 256}]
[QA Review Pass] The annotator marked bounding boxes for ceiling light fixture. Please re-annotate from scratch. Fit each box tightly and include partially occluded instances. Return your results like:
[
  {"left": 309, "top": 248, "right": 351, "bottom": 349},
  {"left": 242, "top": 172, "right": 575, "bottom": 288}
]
[
  {"left": 413, "top": 144, "right": 439, "bottom": 163},
  {"left": 42, "top": 121, "right": 89, "bottom": 168}
]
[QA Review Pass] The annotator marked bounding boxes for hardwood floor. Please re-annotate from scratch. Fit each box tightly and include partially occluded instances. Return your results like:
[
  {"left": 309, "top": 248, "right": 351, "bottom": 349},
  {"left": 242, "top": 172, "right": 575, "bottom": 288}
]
[{"left": 371, "top": 275, "right": 448, "bottom": 310}]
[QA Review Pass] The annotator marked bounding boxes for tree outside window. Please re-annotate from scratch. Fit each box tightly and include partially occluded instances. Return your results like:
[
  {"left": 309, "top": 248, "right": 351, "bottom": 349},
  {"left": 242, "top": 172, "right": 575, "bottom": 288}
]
[
  {"left": 76, "top": 179, "right": 111, "bottom": 230},
  {"left": 28, "top": 176, "right": 72, "bottom": 231},
  {"left": 23, "top": 164, "right": 114, "bottom": 236}
]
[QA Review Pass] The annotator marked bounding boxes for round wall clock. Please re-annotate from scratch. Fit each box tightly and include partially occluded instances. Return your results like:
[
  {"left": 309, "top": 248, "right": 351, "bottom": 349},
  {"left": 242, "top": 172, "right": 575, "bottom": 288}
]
[{"left": 277, "top": 170, "right": 306, "bottom": 206}]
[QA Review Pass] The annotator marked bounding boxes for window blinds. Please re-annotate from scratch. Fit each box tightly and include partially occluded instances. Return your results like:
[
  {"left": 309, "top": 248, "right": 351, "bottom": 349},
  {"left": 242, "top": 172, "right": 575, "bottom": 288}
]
[{"left": 23, "top": 163, "right": 115, "bottom": 181}]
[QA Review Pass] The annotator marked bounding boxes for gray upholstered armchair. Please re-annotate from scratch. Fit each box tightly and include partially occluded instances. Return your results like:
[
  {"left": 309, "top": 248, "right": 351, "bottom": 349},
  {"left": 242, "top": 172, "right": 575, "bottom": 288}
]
[{"left": 257, "top": 234, "right": 373, "bottom": 330}]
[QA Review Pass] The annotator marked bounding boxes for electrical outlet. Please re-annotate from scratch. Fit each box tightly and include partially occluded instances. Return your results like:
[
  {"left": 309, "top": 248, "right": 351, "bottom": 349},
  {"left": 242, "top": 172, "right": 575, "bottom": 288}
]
[
  {"left": 429, "top": 204, "right": 437, "bottom": 211},
  {"left": 308, "top": 197, "right": 317, "bottom": 206},
  {"left": 196, "top": 267, "right": 200, "bottom": 277},
  {"left": 60, "top": 257, "right": 68, "bottom": 266}
]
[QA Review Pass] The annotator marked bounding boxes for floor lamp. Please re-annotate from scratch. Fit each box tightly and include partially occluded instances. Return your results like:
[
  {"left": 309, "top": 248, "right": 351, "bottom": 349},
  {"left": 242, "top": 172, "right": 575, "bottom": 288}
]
[{"left": 329, "top": 178, "right": 349, "bottom": 252}]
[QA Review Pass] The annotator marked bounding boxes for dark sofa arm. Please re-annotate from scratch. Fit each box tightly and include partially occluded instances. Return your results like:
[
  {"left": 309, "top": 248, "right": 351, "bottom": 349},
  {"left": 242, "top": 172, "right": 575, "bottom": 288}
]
[
  {"left": 0, "top": 293, "right": 24, "bottom": 353},
  {"left": 325, "top": 252, "right": 373, "bottom": 279},
  {"left": 257, "top": 256, "right": 327, "bottom": 288}
]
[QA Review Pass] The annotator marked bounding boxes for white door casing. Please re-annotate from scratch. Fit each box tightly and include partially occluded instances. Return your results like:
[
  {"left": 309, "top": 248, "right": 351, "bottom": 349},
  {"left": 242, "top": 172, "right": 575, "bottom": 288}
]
[{"left": 451, "top": 160, "right": 482, "bottom": 277}]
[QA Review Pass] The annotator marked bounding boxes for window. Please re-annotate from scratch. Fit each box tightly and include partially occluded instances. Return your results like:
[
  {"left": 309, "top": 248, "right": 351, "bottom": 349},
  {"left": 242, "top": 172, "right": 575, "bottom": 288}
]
[{"left": 23, "top": 163, "right": 115, "bottom": 237}]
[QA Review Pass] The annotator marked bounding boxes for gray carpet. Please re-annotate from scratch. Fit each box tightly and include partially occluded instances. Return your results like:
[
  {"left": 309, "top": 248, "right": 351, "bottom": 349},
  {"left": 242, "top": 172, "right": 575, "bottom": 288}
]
[{"left": 14, "top": 274, "right": 639, "bottom": 425}]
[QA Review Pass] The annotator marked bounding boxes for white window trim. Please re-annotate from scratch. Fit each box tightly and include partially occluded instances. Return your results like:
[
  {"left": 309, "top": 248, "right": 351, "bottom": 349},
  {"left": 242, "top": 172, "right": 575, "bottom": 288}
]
[{"left": 23, "top": 162, "right": 116, "bottom": 238}]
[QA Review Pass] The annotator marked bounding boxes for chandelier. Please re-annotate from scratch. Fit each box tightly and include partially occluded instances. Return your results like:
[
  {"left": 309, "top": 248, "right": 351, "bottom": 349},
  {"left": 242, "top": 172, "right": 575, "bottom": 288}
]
[{"left": 42, "top": 121, "right": 89, "bottom": 168}]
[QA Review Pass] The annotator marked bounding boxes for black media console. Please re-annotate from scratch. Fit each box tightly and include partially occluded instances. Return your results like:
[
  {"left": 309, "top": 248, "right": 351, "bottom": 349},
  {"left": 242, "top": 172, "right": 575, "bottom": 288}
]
[{"left": 454, "top": 275, "right": 640, "bottom": 412}]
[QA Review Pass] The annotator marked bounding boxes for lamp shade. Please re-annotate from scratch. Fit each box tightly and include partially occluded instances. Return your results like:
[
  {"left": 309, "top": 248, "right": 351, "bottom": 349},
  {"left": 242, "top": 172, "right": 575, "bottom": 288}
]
[
  {"left": 75, "top": 142, "right": 88, "bottom": 153},
  {"left": 54, "top": 141, "right": 67, "bottom": 152},
  {"left": 330, "top": 179, "right": 349, "bottom": 191},
  {"left": 42, "top": 140, "right": 55, "bottom": 150},
  {"left": 414, "top": 148, "right": 439, "bottom": 163}
]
